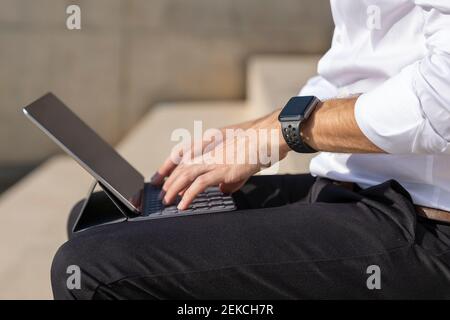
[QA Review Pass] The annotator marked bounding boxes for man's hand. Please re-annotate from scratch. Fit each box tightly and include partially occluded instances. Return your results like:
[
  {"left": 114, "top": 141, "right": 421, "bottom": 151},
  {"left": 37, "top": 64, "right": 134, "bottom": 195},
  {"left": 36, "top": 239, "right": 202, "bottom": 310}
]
[
  {"left": 150, "top": 113, "right": 272, "bottom": 186},
  {"left": 150, "top": 127, "right": 225, "bottom": 186},
  {"left": 152, "top": 97, "right": 383, "bottom": 210},
  {"left": 152, "top": 110, "right": 289, "bottom": 210}
]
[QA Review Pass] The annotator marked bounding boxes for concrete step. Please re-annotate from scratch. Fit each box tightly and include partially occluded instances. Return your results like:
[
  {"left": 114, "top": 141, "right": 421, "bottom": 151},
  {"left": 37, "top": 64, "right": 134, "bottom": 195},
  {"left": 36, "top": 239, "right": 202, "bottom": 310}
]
[
  {"left": 247, "top": 55, "right": 321, "bottom": 116},
  {"left": 0, "top": 156, "right": 91, "bottom": 299}
]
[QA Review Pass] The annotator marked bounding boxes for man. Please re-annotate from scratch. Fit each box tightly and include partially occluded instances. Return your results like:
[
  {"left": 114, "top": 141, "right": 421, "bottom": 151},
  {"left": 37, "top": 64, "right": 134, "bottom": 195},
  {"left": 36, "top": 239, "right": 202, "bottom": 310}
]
[{"left": 52, "top": 0, "right": 450, "bottom": 299}]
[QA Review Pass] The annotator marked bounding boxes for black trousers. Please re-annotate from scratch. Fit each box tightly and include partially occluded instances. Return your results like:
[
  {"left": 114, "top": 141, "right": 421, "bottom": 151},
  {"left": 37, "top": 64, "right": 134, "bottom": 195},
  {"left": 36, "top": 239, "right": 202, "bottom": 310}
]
[{"left": 51, "top": 174, "right": 450, "bottom": 299}]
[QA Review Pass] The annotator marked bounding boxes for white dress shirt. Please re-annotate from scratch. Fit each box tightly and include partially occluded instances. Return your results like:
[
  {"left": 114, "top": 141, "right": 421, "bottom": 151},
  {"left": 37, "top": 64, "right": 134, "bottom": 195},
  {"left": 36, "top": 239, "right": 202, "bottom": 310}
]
[{"left": 299, "top": 0, "right": 450, "bottom": 211}]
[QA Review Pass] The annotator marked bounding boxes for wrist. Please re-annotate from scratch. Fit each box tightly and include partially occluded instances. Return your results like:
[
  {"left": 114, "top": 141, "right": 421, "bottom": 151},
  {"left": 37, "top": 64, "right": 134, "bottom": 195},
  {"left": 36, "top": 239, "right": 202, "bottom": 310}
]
[
  {"left": 276, "top": 119, "right": 291, "bottom": 157},
  {"left": 255, "top": 109, "right": 290, "bottom": 159},
  {"left": 272, "top": 109, "right": 291, "bottom": 158}
]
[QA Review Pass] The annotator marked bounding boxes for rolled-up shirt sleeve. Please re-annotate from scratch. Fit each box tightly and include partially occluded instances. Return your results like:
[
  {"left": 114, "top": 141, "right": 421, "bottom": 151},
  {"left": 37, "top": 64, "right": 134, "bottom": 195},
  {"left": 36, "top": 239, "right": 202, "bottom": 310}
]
[
  {"left": 299, "top": 75, "right": 338, "bottom": 101},
  {"left": 355, "top": 2, "right": 450, "bottom": 154}
]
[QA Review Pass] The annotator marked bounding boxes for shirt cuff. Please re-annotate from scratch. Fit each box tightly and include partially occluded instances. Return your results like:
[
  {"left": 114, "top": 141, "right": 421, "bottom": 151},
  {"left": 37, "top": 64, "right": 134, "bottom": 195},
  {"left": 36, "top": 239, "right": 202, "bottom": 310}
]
[
  {"left": 298, "top": 76, "right": 338, "bottom": 101},
  {"left": 354, "top": 64, "right": 427, "bottom": 154}
]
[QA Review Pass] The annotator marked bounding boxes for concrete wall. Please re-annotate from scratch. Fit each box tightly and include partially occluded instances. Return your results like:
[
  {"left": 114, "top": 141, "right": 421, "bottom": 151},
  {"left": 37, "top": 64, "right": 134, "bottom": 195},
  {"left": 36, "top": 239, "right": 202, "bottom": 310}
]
[{"left": 0, "top": 0, "right": 333, "bottom": 191}]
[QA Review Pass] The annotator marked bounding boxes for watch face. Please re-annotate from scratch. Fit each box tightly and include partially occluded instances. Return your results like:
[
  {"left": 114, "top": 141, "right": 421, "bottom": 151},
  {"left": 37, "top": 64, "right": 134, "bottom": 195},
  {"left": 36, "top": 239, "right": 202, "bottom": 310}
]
[{"left": 279, "top": 96, "right": 317, "bottom": 121}]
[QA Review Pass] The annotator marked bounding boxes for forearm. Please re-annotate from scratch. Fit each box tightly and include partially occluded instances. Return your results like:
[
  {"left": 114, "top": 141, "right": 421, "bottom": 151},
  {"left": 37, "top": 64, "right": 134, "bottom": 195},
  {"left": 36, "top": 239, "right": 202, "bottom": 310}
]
[
  {"left": 224, "top": 112, "right": 274, "bottom": 131},
  {"left": 300, "top": 97, "right": 384, "bottom": 153}
]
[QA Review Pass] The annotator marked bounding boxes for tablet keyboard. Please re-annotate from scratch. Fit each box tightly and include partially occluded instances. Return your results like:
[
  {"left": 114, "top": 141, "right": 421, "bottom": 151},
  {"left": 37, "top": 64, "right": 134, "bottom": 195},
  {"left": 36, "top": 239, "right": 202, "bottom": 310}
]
[{"left": 143, "top": 184, "right": 236, "bottom": 217}]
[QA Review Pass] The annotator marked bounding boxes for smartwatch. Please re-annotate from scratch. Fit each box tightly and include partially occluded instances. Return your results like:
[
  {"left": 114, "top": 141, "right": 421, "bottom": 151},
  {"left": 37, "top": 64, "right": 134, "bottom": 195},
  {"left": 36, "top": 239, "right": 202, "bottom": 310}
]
[{"left": 278, "top": 96, "right": 320, "bottom": 153}]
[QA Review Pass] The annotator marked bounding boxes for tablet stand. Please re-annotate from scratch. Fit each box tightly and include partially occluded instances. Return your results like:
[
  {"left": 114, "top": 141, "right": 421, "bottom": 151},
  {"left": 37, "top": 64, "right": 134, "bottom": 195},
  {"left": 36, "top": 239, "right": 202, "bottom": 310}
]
[{"left": 72, "top": 181, "right": 129, "bottom": 233}]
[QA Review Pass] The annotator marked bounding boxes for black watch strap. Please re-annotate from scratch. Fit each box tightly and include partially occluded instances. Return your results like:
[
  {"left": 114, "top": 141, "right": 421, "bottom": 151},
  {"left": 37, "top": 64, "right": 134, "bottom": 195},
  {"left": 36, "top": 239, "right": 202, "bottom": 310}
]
[{"left": 281, "top": 120, "right": 317, "bottom": 153}]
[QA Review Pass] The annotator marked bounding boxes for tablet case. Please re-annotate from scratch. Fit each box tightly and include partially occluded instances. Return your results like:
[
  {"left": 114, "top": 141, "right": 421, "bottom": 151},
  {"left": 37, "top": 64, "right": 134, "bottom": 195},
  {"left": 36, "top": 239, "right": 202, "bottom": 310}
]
[{"left": 73, "top": 181, "right": 239, "bottom": 233}]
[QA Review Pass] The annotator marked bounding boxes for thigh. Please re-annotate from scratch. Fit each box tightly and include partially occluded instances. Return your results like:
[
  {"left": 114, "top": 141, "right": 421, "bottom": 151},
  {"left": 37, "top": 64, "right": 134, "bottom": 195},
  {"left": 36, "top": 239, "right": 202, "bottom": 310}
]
[
  {"left": 65, "top": 174, "right": 317, "bottom": 238},
  {"left": 53, "top": 178, "right": 450, "bottom": 299},
  {"left": 233, "top": 174, "right": 316, "bottom": 209}
]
